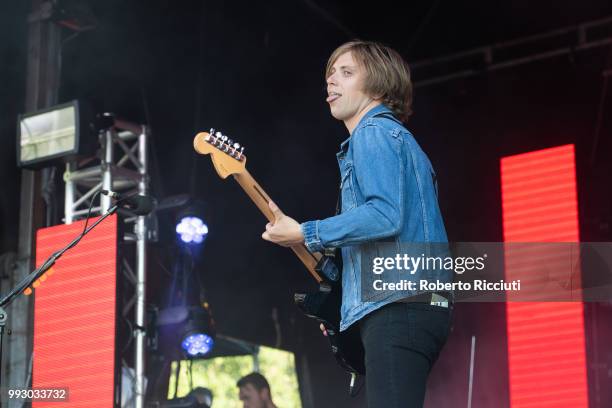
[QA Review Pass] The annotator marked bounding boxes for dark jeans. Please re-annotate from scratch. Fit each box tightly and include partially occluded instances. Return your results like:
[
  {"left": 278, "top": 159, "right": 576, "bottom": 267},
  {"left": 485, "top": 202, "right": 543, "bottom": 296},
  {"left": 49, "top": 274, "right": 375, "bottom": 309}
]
[{"left": 359, "top": 301, "right": 452, "bottom": 408}]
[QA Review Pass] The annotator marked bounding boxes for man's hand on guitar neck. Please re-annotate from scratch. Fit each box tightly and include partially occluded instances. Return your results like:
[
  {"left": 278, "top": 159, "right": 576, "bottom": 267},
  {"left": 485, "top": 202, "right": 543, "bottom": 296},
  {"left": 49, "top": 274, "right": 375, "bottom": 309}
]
[{"left": 261, "top": 201, "right": 305, "bottom": 247}]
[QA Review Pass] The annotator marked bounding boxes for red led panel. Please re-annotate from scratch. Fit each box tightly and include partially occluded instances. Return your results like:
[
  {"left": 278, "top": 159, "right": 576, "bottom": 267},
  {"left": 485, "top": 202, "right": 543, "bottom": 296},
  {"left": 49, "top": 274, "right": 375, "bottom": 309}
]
[
  {"left": 501, "top": 145, "right": 588, "bottom": 408},
  {"left": 33, "top": 215, "right": 118, "bottom": 407}
]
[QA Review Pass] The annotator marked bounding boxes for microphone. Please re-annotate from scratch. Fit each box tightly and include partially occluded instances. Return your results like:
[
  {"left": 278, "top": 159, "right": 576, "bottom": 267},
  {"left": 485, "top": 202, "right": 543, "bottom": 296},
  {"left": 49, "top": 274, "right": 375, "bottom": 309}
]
[{"left": 101, "top": 190, "right": 154, "bottom": 215}]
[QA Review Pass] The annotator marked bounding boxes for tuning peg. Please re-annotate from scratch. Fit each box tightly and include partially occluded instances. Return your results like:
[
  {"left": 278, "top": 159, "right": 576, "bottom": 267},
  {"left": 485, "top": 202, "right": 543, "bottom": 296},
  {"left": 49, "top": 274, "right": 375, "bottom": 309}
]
[
  {"left": 237, "top": 146, "right": 245, "bottom": 160},
  {"left": 229, "top": 143, "right": 239, "bottom": 158},
  {"left": 214, "top": 132, "right": 224, "bottom": 147},
  {"left": 227, "top": 139, "right": 234, "bottom": 146},
  {"left": 205, "top": 128, "right": 215, "bottom": 143}
]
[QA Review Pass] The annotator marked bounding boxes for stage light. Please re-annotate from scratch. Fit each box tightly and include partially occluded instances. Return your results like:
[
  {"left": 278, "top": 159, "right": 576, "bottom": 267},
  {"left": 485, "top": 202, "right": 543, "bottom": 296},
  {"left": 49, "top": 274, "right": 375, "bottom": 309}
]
[
  {"left": 179, "top": 305, "right": 216, "bottom": 358},
  {"left": 160, "top": 387, "right": 213, "bottom": 408},
  {"left": 17, "top": 100, "right": 94, "bottom": 169},
  {"left": 157, "top": 304, "right": 216, "bottom": 359},
  {"left": 176, "top": 216, "right": 208, "bottom": 244},
  {"left": 181, "top": 333, "right": 214, "bottom": 357}
]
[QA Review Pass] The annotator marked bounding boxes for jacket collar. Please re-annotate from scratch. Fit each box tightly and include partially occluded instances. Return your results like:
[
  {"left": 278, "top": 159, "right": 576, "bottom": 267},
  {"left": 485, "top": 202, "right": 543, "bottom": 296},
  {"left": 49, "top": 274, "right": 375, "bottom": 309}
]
[{"left": 338, "top": 104, "right": 393, "bottom": 153}]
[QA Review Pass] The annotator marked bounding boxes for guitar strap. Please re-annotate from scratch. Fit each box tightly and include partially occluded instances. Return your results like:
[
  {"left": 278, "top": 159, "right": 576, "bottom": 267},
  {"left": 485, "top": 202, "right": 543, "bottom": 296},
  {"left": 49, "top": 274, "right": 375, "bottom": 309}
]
[
  {"left": 372, "top": 110, "right": 405, "bottom": 126},
  {"left": 318, "top": 178, "right": 343, "bottom": 276},
  {"left": 323, "top": 190, "right": 343, "bottom": 273}
]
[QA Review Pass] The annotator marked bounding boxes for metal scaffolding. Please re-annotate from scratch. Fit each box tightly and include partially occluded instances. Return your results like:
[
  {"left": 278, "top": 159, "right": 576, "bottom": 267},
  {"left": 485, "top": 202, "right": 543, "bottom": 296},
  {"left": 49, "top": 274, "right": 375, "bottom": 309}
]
[
  {"left": 412, "top": 15, "right": 612, "bottom": 87},
  {"left": 63, "top": 117, "right": 149, "bottom": 408}
]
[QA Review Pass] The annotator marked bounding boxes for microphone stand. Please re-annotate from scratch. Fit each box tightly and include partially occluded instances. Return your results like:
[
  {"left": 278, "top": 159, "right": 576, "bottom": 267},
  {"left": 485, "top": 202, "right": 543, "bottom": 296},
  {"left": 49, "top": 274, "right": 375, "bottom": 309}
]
[{"left": 0, "top": 202, "right": 119, "bottom": 386}]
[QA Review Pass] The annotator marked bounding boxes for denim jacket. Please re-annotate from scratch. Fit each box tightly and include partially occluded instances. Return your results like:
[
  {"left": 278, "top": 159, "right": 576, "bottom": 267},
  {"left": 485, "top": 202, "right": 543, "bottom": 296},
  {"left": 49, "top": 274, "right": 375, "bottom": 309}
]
[{"left": 301, "top": 104, "right": 450, "bottom": 331}]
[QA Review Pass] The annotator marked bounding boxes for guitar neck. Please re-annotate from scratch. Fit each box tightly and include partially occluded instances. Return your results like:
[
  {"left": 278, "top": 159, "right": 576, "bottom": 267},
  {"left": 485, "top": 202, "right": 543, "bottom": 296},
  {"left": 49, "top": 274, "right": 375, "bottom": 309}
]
[{"left": 233, "top": 171, "right": 323, "bottom": 283}]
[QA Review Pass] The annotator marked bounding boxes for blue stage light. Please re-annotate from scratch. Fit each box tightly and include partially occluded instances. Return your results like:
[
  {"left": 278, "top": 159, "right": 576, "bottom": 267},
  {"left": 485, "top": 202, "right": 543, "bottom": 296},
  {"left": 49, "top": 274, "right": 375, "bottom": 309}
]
[
  {"left": 181, "top": 333, "right": 214, "bottom": 357},
  {"left": 176, "top": 216, "right": 208, "bottom": 244}
]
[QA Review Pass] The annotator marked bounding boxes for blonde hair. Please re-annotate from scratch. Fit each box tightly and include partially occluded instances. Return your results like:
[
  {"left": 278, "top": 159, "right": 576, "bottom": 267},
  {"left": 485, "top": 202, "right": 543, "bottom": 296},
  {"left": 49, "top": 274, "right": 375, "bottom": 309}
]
[{"left": 326, "top": 41, "right": 413, "bottom": 122}]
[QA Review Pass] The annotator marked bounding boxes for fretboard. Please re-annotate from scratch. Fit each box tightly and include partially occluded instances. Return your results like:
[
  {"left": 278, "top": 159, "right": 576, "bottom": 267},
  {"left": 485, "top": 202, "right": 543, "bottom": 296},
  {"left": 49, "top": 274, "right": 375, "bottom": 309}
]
[{"left": 233, "top": 171, "right": 323, "bottom": 283}]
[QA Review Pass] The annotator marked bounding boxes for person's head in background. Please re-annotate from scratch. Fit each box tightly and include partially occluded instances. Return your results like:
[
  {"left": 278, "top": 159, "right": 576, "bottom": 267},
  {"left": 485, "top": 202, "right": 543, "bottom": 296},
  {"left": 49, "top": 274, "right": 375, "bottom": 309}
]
[
  {"left": 237, "top": 372, "right": 277, "bottom": 408},
  {"left": 191, "top": 387, "right": 213, "bottom": 408}
]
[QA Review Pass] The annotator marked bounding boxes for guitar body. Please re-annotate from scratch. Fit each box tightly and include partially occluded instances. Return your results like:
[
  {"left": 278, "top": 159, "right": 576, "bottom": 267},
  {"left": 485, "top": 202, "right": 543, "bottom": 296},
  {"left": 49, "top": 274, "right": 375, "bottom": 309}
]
[{"left": 294, "top": 283, "right": 365, "bottom": 375}]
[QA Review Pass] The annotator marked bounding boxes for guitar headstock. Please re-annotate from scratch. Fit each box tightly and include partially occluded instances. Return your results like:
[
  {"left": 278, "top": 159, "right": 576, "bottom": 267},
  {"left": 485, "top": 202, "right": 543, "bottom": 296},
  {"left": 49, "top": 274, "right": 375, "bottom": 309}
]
[{"left": 193, "top": 129, "right": 247, "bottom": 179}]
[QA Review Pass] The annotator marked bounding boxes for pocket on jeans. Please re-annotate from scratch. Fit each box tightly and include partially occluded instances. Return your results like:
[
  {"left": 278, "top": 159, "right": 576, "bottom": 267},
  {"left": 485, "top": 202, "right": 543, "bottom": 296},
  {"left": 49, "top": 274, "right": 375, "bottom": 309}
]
[{"left": 403, "top": 305, "right": 452, "bottom": 364}]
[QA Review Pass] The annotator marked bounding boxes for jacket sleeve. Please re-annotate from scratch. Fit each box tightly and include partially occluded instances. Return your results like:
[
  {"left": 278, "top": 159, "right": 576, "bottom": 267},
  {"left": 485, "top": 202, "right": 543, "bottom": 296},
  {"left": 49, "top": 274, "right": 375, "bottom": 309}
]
[{"left": 301, "top": 124, "right": 407, "bottom": 252}]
